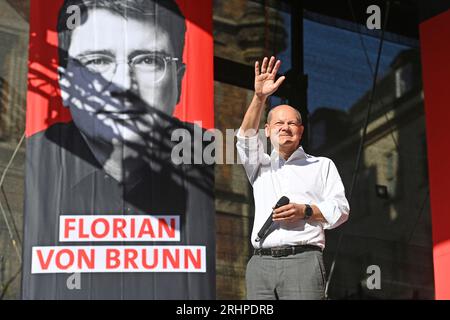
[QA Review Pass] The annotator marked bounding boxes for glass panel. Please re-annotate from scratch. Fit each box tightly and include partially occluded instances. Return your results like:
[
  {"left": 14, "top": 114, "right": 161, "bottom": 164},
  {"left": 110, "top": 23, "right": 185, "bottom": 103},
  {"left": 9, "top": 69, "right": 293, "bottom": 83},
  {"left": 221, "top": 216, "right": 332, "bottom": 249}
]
[
  {"left": 305, "top": 14, "right": 433, "bottom": 299},
  {"left": 0, "top": 0, "right": 28, "bottom": 144},
  {"left": 213, "top": 1, "right": 293, "bottom": 299},
  {"left": 305, "top": 18, "right": 414, "bottom": 116},
  {"left": 0, "top": 0, "right": 29, "bottom": 300},
  {"left": 214, "top": 0, "right": 291, "bottom": 69},
  {"left": 214, "top": 81, "right": 255, "bottom": 299}
]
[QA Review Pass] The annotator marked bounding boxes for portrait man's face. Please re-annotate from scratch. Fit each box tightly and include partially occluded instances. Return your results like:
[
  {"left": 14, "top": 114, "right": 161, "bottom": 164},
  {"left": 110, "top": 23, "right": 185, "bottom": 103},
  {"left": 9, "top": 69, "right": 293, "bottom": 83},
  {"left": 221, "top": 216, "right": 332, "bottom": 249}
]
[{"left": 59, "top": 5, "right": 186, "bottom": 146}]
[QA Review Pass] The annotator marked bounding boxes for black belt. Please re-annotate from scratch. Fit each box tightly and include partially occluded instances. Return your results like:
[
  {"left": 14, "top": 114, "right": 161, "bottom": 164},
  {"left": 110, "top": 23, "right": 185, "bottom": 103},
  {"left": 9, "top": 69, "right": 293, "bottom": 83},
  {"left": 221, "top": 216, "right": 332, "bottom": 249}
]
[{"left": 254, "top": 245, "right": 322, "bottom": 257}]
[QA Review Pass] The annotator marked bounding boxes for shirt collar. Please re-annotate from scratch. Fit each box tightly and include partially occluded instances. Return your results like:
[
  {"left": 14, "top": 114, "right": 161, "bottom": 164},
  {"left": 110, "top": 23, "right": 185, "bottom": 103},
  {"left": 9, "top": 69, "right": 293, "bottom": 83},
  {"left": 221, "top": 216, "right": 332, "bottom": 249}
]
[
  {"left": 71, "top": 161, "right": 149, "bottom": 193},
  {"left": 68, "top": 141, "right": 101, "bottom": 189},
  {"left": 68, "top": 141, "right": 147, "bottom": 191},
  {"left": 271, "top": 145, "right": 308, "bottom": 164}
]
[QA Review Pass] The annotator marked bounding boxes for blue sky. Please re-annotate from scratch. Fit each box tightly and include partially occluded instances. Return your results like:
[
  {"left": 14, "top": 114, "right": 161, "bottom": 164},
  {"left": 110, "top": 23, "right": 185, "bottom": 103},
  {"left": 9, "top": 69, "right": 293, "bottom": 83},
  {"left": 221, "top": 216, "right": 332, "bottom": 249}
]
[
  {"left": 303, "top": 19, "right": 412, "bottom": 113},
  {"left": 272, "top": 16, "right": 413, "bottom": 113}
]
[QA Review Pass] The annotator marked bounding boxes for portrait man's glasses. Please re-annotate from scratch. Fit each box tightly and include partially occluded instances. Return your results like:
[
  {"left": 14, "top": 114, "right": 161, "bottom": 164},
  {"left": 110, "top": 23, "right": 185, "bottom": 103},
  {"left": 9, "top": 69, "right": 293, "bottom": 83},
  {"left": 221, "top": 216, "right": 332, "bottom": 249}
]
[{"left": 71, "top": 52, "right": 179, "bottom": 87}]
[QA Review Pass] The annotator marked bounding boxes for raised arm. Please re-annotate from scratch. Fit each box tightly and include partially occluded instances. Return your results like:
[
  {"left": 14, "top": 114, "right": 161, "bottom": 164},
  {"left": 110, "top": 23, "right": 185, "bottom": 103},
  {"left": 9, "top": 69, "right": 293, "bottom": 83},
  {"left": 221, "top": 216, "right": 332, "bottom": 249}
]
[{"left": 239, "top": 56, "right": 285, "bottom": 136}]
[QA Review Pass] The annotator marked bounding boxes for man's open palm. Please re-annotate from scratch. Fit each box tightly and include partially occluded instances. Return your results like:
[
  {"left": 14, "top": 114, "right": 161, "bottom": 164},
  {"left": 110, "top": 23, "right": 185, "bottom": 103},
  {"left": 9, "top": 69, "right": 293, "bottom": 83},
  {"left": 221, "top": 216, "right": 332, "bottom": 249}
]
[{"left": 255, "top": 56, "right": 285, "bottom": 98}]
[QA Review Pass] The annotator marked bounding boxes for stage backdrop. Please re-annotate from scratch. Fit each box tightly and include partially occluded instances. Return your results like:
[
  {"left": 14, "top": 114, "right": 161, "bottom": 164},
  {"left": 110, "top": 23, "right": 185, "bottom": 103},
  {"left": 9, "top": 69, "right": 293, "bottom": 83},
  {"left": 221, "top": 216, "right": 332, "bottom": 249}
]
[
  {"left": 23, "top": 0, "right": 215, "bottom": 299},
  {"left": 420, "top": 8, "right": 450, "bottom": 300}
]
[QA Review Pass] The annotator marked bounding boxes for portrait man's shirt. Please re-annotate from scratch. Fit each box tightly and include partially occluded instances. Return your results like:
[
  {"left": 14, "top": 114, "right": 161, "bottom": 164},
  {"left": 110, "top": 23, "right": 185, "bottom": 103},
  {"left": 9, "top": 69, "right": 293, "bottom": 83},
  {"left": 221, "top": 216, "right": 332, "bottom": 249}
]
[{"left": 23, "top": 121, "right": 215, "bottom": 299}]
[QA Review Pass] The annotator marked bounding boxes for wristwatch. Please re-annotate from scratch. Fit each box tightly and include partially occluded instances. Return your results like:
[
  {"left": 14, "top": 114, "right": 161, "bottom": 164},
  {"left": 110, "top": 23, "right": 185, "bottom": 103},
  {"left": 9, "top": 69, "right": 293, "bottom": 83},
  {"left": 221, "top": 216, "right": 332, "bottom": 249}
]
[{"left": 303, "top": 204, "right": 313, "bottom": 220}]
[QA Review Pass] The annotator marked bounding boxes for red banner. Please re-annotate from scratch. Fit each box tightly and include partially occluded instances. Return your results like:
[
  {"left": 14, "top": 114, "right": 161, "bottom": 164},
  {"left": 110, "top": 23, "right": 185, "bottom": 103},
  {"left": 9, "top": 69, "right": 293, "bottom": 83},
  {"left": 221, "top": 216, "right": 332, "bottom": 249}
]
[
  {"left": 420, "top": 8, "right": 450, "bottom": 300},
  {"left": 23, "top": 0, "right": 215, "bottom": 300}
]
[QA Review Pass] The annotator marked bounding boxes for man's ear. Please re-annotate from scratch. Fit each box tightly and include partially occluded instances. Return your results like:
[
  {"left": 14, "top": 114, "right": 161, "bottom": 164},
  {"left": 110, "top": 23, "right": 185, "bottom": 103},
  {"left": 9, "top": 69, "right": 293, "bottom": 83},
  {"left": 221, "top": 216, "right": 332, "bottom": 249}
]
[
  {"left": 264, "top": 123, "right": 270, "bottom": 138},
  {"left": 299, "top": 125, "right": 305, "bottom": 137},
  {"left": 57, "top": 66, "right": 70, "bottom": 108},
  {"left": 176, "top": 63, "right": 186, "bottom": 103},
  {"left": 57, "top": 66, "right": 65, "bottom": 79}
]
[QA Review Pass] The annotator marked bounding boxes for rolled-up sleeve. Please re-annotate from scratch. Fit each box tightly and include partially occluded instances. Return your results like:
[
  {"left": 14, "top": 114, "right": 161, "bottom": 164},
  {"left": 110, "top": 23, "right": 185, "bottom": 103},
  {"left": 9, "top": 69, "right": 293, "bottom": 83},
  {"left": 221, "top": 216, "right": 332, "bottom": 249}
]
[
  {"left": 316, "top": 159, "right": 350, "bottom": 229},
  {"left": 236, "top": 128, "right": 268, "bottom": 184}
]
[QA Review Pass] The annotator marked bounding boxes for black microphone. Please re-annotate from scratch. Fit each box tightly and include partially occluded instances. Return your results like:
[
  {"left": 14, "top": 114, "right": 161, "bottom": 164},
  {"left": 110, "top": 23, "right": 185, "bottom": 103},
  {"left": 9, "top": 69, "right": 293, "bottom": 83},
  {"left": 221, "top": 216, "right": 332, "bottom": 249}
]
[{"left": 255, "top": 196, "right": 290, "bottom": 242}]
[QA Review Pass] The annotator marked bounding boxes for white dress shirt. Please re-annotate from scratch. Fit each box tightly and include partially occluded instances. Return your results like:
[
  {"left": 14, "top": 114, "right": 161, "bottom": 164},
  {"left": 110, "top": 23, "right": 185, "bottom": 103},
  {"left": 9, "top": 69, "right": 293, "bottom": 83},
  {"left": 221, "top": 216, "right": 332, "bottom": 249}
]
[{"left": 236, "top": 130, "right": 350, "bottom": 249}]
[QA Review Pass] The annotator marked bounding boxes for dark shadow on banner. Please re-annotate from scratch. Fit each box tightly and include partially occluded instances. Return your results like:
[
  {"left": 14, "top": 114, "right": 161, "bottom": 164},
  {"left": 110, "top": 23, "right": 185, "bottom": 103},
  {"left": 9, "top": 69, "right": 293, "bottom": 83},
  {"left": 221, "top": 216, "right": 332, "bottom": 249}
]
[{"left": 23, "top": 0, "right": 215, "bottom": 299}]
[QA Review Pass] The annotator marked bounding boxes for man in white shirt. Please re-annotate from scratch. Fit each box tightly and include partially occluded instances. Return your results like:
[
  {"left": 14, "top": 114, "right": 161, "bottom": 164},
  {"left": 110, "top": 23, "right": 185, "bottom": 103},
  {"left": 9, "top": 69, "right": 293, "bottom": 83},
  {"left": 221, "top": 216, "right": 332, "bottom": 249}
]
[{"left": 236, "top": 56, "right": 350, "bottom": 300}]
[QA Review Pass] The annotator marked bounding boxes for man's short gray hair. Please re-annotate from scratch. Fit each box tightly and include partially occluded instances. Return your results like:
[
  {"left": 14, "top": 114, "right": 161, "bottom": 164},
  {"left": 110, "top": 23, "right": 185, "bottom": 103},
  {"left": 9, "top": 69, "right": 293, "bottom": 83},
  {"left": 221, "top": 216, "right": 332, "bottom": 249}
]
[{"left": 267, "top": 105, "right": 302, "bottom": 124}]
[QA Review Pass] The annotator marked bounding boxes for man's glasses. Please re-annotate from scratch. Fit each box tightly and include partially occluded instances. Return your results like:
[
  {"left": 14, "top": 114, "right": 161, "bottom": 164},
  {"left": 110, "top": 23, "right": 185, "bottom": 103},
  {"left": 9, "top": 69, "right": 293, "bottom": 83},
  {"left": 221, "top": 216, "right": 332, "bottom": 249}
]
[{"left": 72, "top": 52, "right": 179, "bottom": 85}]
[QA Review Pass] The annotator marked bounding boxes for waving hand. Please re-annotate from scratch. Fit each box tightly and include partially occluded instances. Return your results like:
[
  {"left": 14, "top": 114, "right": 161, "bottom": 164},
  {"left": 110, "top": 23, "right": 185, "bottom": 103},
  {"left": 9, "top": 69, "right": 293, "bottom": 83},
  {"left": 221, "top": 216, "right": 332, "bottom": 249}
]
[{"left": 254, "top": 56, "right": 285, "bottom": 99}]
